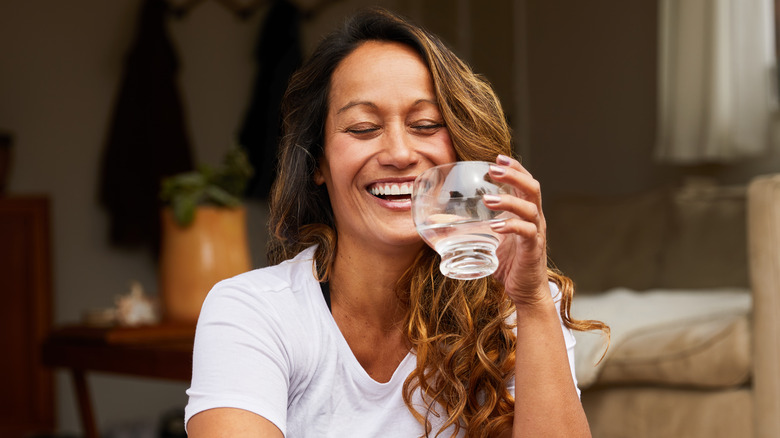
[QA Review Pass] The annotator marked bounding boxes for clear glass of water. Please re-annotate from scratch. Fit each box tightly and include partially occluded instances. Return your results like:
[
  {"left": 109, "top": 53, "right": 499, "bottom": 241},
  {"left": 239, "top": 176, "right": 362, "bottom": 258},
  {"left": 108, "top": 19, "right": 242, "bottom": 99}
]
[{"left": 412, "top": 161, "right": 515, "bottom": 280}]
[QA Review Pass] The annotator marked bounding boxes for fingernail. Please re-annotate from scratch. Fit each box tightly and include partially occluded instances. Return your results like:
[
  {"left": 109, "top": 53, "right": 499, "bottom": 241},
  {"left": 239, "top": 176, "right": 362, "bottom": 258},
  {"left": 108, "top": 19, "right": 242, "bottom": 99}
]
[
  {"left": 490, "top": 219, "right": 507, "bottom": 229},
  {"left": 497, "top": 154, "right": 512, "bottom": 166},
  {"left": 483, "top": 194, "right": 501, "bottom": 204},
  {"left": 489, "top": 165, "right": 506, "bottom": 176}
]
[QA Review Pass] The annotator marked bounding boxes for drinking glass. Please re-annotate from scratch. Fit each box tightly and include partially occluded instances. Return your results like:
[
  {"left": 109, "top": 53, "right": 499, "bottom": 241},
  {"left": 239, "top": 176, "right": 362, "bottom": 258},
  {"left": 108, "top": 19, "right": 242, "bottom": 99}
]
[{"left": 412, "top": 161, "right": 515, "bottom": 280}]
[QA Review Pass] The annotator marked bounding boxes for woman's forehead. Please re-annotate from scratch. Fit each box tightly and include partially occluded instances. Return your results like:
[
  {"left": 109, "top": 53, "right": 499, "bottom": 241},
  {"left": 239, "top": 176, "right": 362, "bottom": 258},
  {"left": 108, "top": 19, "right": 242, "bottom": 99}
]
[{"left": 327, "top": 41, "right": 435, "bottom": 109}]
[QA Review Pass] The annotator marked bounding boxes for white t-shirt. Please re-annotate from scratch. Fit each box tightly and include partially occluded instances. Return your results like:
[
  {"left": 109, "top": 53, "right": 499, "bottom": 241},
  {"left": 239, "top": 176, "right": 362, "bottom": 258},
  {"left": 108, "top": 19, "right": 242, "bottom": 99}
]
[{"left": 185, "top": 246, "right": 579, "bottom": 437}]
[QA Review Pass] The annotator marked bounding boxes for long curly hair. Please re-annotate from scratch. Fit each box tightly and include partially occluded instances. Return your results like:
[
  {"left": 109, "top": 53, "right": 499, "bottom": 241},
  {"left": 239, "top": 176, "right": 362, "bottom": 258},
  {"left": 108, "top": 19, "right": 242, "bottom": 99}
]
[{"left": 267, "top": 7, "right": 607, "bottom": 437}]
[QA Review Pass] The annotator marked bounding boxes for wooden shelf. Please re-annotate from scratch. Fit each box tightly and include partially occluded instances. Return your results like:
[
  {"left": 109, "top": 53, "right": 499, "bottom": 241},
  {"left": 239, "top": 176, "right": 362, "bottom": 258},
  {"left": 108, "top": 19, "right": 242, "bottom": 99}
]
[{"left": 0, "top": 196, "right": 54, "bottom": 437}]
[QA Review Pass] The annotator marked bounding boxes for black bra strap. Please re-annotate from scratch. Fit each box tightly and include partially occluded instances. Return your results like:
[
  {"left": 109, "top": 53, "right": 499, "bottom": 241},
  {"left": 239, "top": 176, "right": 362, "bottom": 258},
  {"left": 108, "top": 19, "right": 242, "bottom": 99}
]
[{"left": 320, "top": 281, "right": 332, "bottom": 313}]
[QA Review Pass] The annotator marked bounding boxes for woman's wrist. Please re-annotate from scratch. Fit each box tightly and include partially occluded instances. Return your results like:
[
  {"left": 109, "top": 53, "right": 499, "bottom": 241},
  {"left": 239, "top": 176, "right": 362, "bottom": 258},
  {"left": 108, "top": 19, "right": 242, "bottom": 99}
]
[{"left": 507, "top": 279, "right": 553, "bottom": 310}]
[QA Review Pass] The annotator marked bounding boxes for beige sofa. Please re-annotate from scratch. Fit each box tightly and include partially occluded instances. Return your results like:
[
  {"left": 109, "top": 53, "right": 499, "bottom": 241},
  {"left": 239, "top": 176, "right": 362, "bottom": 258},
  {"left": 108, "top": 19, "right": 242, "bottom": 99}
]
[{"left": 545, "top": 175, "right": 780, "bottom": 438}]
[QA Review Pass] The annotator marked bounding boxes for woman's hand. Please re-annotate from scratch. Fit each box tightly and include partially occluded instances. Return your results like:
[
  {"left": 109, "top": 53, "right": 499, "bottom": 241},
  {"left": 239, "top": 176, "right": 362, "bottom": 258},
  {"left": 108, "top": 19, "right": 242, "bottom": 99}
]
[
  {"left": 485, "top": 155, "right": 592, "bottom": 438},
  {"left": 483, "top": 154, "right": 550, "bottom": 307}
]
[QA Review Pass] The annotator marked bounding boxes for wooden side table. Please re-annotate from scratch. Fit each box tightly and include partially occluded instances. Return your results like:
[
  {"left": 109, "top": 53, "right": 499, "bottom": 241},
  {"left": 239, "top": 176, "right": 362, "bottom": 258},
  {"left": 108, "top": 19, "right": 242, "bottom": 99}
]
[{"left": 41, "top": 324, "right": 195, "bottom": 438}]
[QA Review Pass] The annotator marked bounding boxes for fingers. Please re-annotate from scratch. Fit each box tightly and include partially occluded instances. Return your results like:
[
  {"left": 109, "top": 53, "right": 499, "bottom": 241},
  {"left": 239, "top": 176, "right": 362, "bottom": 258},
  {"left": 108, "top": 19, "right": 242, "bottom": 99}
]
[
  {"left": 496, "top": 154, "right": 532, "bottom": 178},
  {"left": 485, "top": 156, "right": 548, "bottom": 294},
  {"left": 483, "top": 193, "right": 539, "bottom": 224},
  {"left": 482, "top": 155, "right": 547, "bottom": 244},
  {"left": 484, "top": 194, "right": 542, "bottom": 242},
  {"left": 489, "top": 155, "right": 541, "bottom": 204},
  {"left": 490, "top": 214, "right": 540, "bottom": 246},
  {"left": 487, "top": 154, "right": 543, "bottom": 212}
]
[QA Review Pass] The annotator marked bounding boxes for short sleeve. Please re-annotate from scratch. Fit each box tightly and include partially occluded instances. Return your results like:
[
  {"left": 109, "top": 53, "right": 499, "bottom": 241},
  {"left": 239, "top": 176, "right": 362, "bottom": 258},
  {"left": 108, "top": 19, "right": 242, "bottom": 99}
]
[
  {"left": 184, "top": 278, "right": 292, "bottom": 434},
  {"left": 550, "top": 281, "right": 581, "bottom": 398},
  {"left": 505, "top": 281, "right": 581, "bottom": 398}
]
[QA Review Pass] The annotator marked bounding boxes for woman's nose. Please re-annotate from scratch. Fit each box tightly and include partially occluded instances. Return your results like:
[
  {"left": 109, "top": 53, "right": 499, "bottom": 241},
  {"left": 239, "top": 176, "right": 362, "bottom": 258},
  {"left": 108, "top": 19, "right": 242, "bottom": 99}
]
[{"left": 377, "top": 126, "right": 418, "bottom": 168}]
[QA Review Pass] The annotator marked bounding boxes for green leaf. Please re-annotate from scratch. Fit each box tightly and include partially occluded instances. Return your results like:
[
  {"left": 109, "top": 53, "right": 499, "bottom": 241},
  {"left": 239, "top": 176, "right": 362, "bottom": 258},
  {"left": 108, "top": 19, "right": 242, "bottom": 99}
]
[
  {"left": 160, "top": 172, "right": 206, "bottom": 203},
  {"left": 158, "top": 145, "right": 254, "bottom": 225},
  {"left": 204, "top": 185, "right": 241, "bottom": 207},
  {"left": 172, "top": 194, "right": 198, "bottom": 227},
  {"left": 213, "top": 147, "right": 254, "bottom": 197}
]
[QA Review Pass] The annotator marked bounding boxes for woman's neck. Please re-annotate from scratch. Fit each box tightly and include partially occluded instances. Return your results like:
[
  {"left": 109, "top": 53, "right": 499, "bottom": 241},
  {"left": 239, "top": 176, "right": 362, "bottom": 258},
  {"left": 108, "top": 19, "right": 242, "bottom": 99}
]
[{"left": 328, "top": 239, "right": 420, "bottom": 329}]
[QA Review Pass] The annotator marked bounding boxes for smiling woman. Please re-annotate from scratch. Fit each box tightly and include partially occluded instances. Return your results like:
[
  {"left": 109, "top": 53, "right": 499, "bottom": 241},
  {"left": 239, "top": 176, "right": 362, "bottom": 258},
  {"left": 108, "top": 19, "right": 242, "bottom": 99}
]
[{"left": 185, "top": 7, "right": 604, "bottom": 438}]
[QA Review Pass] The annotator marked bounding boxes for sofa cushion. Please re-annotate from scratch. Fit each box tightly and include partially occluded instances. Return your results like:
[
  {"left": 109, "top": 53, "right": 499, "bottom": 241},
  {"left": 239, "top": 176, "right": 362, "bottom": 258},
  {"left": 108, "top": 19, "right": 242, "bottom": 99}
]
[
  {"left": 572, "top": 288, "right": 751, "bottom": 389},
  {"left": 598, "top": 313, "right": 750, "bottom": 387},
  {"left": 546, "top": 189, "right": 672, "bottom": 293},
  {"left": 546, "top": 179, "right": 749, "bottom": 293},
  {"left": 656, "top": 179, "right": 749, "bottom": 289}
]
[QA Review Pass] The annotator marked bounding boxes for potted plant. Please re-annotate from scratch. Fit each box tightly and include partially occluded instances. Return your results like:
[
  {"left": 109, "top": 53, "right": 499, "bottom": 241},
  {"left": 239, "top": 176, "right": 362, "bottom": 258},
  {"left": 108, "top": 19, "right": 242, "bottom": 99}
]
[{"left": 158, "top": 146, "right": 254, "bottom": 323}]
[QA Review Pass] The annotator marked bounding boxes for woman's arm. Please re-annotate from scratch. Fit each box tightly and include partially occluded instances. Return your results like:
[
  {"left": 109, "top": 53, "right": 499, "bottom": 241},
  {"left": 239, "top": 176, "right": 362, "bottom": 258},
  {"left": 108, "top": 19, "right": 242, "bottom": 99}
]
[
  {"left": 485, "top": 155, "right": 591, "bottom": 438},
  {"left": 185, "top": 278, "right": 293, "bottom": 437},
  {"left": 187, "top": 408, "right": 284, "bottom": 438},
  {"left": 510, "top": 288, "right": 590, "bottom": 437}
]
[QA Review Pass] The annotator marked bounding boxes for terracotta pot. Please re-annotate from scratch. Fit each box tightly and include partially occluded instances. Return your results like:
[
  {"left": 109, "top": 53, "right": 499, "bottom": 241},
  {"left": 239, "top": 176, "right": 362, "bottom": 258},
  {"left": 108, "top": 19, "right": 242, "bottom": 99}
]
[{"left": 159, "top": 205, "right": 251, "bottom": 323}]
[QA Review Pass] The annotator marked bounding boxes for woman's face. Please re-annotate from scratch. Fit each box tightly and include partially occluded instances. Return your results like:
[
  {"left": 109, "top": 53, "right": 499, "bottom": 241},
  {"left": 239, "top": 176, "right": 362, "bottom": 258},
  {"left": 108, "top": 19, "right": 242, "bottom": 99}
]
[{"left": 316, "top": 40, "right": 457, "bottom": 253}]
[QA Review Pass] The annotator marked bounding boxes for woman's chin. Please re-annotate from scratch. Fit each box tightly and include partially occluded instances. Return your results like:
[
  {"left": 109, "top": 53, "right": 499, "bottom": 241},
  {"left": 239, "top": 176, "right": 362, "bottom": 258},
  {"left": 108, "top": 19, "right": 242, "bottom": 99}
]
[{"left": 373, "top": 229, "right": 426, "bottom": 252}]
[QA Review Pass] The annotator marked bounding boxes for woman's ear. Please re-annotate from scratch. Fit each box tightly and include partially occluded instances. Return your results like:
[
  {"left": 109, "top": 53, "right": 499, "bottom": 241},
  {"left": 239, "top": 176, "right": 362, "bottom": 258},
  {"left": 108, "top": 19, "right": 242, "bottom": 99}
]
[{"left": 314, "top": 164, "right": 325, "bottom": 185}]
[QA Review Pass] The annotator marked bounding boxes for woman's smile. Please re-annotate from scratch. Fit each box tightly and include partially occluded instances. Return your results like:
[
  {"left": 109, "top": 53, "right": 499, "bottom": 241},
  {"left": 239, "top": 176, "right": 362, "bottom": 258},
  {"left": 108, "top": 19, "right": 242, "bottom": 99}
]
[{"left": 367, "top": 179, "right": 415, "bottom": 208}]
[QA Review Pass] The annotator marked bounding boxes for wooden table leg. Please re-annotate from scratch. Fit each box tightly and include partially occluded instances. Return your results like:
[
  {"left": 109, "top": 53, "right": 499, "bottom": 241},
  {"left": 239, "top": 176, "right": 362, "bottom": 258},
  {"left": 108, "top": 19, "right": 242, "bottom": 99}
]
[{"left": 71, "top": 370, "right": 99, "bottom": 438}]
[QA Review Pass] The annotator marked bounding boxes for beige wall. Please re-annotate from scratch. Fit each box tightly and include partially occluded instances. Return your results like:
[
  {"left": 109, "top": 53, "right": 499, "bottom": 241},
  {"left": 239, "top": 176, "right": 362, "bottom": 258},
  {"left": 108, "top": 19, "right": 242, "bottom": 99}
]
[
  {"left": 1, "top": 0, "right": 777, "bottom": 434},
  {"left": 524, "top": 0, "right": 668, "bottom": 197},
  {"left": 523, "top": 1, "right": 780, "bottom": 199}
]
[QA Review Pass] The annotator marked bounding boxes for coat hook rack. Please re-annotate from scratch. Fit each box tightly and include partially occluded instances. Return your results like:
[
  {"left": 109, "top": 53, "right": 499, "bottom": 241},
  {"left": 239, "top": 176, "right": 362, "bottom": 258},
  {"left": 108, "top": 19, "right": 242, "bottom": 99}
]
[{"left": 169, "top": 0, "right": 266, "bottom": 20}]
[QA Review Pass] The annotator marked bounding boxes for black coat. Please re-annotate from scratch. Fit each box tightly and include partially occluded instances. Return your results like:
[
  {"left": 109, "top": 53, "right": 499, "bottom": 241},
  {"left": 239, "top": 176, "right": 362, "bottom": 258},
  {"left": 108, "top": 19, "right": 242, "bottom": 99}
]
[
  {"left": 239, "top": 0, "right": 303, "bottom": 199},
  {"left": 99, "top": 0, "right": 194, "bottom": 251}
]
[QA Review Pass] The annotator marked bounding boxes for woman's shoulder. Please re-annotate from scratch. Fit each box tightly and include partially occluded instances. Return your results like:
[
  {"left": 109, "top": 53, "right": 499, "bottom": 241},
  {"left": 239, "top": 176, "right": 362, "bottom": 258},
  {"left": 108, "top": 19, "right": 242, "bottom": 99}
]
[
  {"left": 201, "top": 246, "right": 323, "bottom": 321},
  {"left": 229, "top": 246, "right": 318, "bottom": 289}
]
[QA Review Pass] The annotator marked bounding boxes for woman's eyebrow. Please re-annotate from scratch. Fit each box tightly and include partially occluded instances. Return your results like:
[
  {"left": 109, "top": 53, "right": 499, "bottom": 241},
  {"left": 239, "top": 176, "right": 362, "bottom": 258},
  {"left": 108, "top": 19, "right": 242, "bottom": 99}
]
[
  {"left": 413, "top": 98, "right": 438, "bottom": 107},
  {"left": 336, "top": 98, "right": 438, "bottom": 115},
  {"left": 336, "top": 101, "right": 377, "bottom": 114}
]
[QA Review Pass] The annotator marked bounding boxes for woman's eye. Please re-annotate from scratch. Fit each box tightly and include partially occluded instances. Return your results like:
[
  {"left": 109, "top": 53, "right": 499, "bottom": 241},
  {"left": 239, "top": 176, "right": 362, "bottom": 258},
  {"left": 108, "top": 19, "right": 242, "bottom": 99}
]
[
  {"left": 346, "top": 125, "right": 380, "bottom": 135},
  {"left": 412, "top": 123, "right": 445, "bottom": 133}
]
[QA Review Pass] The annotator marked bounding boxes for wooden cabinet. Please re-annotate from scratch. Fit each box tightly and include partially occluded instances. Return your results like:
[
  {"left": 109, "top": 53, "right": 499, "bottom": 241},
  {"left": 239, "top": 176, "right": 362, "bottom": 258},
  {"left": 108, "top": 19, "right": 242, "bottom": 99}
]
[{"left": 0, "top": 196, "right": 54, "bottom": 437}]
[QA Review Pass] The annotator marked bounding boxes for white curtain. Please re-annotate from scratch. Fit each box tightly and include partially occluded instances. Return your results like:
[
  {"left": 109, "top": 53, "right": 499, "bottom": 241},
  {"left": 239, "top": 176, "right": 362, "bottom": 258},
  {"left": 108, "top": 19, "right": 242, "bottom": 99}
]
[{"left": 656, "top": 0, "right": 777, "bottom": 163}]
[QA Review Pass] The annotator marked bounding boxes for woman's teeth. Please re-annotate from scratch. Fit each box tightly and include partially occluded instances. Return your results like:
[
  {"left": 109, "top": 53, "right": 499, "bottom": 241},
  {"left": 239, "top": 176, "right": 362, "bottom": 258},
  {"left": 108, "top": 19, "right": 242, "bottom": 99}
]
[{"left": 369, "top": 182, "right": 413, "bottom": 198}]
